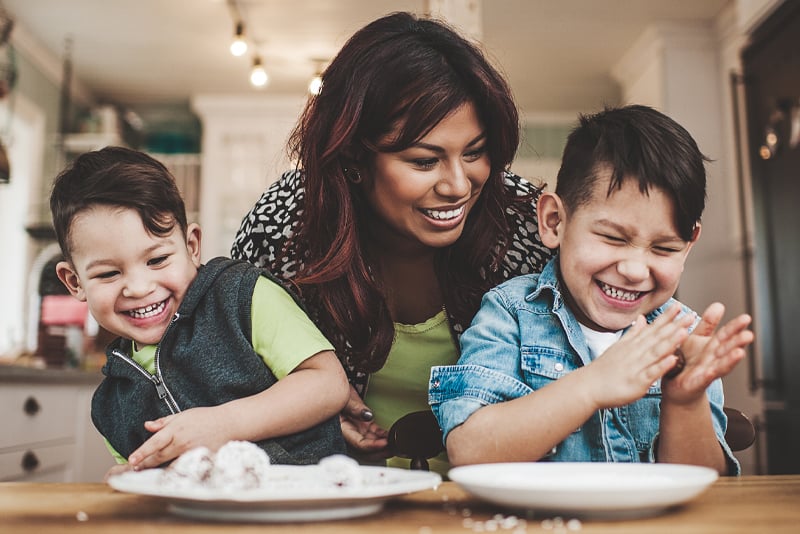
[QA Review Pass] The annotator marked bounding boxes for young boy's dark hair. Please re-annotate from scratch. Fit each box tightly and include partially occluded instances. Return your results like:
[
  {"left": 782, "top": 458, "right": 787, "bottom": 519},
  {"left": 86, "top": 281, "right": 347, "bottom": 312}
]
[
  {"left": 555, "top": 104, "right": 710, "bottom": 241},
  {"left": 50, "top": 146, "right": 188, "bottom": 263}
]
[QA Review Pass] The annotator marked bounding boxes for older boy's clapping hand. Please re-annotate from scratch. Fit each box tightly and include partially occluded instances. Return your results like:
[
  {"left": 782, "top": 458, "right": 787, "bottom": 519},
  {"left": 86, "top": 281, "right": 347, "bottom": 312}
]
[
  {"left": 585, "top": 304, "right": 695, "bottom": 409},
  {"left": 661, "top": 302, "right": 754, "bottom": 403}
]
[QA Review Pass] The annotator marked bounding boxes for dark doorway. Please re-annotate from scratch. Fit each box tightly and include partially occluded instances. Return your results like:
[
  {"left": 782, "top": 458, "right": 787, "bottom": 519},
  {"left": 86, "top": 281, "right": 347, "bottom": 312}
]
[{"left": 742, "top": 0, "right": 800, "bottom": 474}]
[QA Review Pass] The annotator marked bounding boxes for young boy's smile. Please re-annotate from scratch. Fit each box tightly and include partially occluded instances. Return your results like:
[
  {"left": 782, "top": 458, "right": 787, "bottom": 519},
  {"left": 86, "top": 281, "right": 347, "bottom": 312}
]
[
  {"left": 56, "top": 205, "right": 201, "bottom": 347},
  {"left": 539, "top": 170, "right": 699, "bottom": 332}
]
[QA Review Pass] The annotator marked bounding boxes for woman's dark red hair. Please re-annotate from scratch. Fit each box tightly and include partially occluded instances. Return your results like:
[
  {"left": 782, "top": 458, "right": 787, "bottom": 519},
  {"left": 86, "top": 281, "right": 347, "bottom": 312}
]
[{"left": 286, "top": 12, "right": 525, "bottom": 372}]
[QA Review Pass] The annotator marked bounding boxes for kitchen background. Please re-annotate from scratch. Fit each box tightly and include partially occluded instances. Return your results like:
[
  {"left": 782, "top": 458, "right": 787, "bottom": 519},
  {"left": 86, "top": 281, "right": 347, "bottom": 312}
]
[{"left": 0, "top": 0, "right": 796, "bottom": 480}]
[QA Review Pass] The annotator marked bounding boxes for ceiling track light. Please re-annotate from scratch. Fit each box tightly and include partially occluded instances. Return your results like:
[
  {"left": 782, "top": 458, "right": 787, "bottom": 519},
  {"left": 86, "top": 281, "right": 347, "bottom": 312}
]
[
  {"left": 307, "top": 59, "right": 327, "bottom": 96},
  {"left": 230, "top": 21, "right": 248, "bottom": 57},
  {"left": 308, "top": 71, "right": 323, "bottom": 95},
  {"left": 250, "top": 56, "right": 268, "bottom": 87}
]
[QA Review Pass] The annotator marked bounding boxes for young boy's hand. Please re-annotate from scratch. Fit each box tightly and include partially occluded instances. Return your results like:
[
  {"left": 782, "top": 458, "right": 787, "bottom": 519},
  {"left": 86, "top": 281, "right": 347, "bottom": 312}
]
[
  {"left": 661, "top": 302, "right": 753, "bottom": 404},
  {"left": 103, "top": 463, "right": 134, "bottom": 481},
  {"left": 127, "top": 406, "right": 236, "bottom": 469},
  {"left": 587, "top": 304, "right": 693, "bottom": 409}
]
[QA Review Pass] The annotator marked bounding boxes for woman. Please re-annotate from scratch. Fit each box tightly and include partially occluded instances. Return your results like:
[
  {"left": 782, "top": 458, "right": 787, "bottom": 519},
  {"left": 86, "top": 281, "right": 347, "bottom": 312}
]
[{"left": 231, "top": 12, "right": 554, "bottom": 472}]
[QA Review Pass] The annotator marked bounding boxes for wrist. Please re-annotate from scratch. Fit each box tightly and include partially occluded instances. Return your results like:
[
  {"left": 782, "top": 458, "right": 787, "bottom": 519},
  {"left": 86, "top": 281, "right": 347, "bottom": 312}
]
[{"left": 660, "top": 394, "right": 707, "bottom": 417}]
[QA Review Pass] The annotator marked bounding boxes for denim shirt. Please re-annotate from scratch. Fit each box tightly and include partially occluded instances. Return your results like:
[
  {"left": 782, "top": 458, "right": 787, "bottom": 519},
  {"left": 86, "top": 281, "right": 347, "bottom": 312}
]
[{"left": 429, "top": 257, "right": 740, "bottom": 474}]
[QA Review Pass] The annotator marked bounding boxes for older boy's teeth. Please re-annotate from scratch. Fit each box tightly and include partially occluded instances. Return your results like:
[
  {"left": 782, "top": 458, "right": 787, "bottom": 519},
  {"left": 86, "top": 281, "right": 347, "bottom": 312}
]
[
  {"left": 600, "top": 282, "right": 640, "bottom": 302},
  {"left": 128, "top": 300, "right": 166, "bottom": 318},
  {"left": 424, "top": 205, "right": 464, "bottom": 220}
]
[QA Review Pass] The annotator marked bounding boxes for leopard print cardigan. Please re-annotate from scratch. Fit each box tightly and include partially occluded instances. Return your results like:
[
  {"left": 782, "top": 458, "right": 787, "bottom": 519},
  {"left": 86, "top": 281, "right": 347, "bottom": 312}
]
[{"left": 230, "top": 169, "right": 554, "bottom": 393}]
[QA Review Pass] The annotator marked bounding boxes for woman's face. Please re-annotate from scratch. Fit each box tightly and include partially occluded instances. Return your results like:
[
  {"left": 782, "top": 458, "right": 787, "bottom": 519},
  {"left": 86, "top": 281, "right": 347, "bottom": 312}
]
[{"left": 362, "top": 102, "right": 491, "bottom": 251}]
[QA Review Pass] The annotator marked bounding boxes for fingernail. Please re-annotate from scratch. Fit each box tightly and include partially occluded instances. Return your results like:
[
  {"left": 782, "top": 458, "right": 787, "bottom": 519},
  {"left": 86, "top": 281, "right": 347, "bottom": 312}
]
[{"left": 360, "top": 409, "right": 374, "bottom": 421}]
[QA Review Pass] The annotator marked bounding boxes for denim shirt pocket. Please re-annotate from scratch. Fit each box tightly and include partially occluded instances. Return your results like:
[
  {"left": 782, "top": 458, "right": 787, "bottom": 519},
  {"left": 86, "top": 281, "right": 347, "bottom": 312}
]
[
  {"left": 621, "top": 381, "right": 662, "bottom": 452},
  {"left": 519, "top": 347, "right": 578, "bottom": 390},
  {"left": 519, "top": 347, "right": 583, "bottom": 454}
]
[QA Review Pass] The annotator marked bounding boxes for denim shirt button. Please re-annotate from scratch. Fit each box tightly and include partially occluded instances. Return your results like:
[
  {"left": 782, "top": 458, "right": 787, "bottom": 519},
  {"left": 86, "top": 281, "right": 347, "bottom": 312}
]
[{"left": 554, "top": 363, "right": 564, "bottom": 372}]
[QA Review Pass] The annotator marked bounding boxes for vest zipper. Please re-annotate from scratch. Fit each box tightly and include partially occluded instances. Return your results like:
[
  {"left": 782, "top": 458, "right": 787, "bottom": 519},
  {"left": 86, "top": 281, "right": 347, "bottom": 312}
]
[
  {"left": 152, "top": 313, "right": 182, "bottom": 413},
  {"left": 108, "top": 312, "right": 182, "bottom": 415}
]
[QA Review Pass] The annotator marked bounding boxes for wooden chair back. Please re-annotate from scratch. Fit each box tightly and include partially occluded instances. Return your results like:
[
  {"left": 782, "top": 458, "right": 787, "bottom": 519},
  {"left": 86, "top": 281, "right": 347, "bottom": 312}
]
[
  {"left": 385, "top": 406, "right": 756, "bottom": 471},
  {"left": 387, "top": 410, "right": 444, "bottom": 471},
  {"left": 723, "top": 406, "right": 757, "bottom": 452}
]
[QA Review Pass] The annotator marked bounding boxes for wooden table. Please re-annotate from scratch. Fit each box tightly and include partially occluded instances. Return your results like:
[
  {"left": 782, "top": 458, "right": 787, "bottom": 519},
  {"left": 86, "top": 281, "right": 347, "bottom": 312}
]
[{"left": 1, "top": 476, "right": 798, "bottom": 533}]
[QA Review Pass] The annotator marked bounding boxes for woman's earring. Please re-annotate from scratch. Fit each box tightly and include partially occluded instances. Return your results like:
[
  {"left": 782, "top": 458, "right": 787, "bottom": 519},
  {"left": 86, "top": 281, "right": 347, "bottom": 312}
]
[{"left": 345, "top": 168, "right": 362, "bottom": 184}]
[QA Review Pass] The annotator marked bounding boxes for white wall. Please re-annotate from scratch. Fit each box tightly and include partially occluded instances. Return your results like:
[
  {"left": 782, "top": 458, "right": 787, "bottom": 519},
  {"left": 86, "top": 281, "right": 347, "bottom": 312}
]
[
  {"left": 0, "top": 95, "right": 45, "bottom": 357},
  {"left": 191, "top": 95, "right": 305, "bottom": 261}
]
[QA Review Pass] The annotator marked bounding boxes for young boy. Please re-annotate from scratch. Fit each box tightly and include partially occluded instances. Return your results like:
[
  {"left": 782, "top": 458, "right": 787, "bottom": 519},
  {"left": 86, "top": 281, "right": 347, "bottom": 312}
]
[
  {"left": 50, "top": 147, "right": 350, "bottom": 474},
  {"left": 429, "top": 105, "right": 754, "bottom": 475}
]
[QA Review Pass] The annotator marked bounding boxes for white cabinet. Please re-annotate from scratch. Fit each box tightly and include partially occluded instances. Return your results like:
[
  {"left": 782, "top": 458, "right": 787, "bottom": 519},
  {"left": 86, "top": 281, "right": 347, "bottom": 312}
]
[{"left": 0, "top": 368, "right": 115, "bottom": 482}]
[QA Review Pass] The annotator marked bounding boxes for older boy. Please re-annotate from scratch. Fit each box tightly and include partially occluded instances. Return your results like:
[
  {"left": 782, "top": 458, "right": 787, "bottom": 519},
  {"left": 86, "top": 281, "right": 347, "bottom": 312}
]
[
  {"left": 50, "top": 147, "right": 349, "bottom": 474},
  {"left": 430, "top": 105, "right": 753, "bottom": 475}
]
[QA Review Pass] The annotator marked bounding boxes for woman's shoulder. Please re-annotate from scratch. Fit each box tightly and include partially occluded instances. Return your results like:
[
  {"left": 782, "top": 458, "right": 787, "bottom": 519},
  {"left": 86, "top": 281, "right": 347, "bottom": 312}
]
[
  {"left": 230, "top": 169, "right": 304, "bottom": 266},
  {"left": 261, "top": 169, "right": 305, "bottom": 205},
  {"left": 500, "top": 171, "right": 554, "bottom": 278},
  {"left": 503, "top": 170, "right": 544, "bottom": 198}
]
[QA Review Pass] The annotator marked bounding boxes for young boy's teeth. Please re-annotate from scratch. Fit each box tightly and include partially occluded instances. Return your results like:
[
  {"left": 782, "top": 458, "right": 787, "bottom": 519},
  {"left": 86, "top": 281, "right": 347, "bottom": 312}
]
[
  {"left": 600, "top": 282, "right": 641, "bottom": 302},
  {"left": 424, "top": 205, "right": 464, "bottom": 220},
  {"left": 128, "top": 300, "right": 166, "bottom": 319}
]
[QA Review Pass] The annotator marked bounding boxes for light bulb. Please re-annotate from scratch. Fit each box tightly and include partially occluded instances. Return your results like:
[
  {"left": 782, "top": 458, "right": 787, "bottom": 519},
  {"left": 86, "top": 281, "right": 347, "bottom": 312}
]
[
  {"left": 250, "top": 57, "right": 268, "bottom": 87},
  {"left": 765, "top": 129, "right": 778, "bottom": 148},
  {"left": 230, "top": 22, "right": 247, "bottom": 57},
  {"left": 308, "top": 74, "right": 323, "bottom": 95},
  {"left": 230, "top": 37, "right": 247, "bottom": 57}
]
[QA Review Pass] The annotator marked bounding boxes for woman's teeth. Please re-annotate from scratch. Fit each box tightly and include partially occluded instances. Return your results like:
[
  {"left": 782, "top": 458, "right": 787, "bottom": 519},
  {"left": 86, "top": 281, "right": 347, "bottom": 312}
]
[
  {"left": 424, "top": 205, "right": 465, "bottom": 220},
  {"left": 600, "top": 282, "right": 641, "bottom": 302},
  {"left": 127, "top": 300, "right": 166, "bottom": 319}
]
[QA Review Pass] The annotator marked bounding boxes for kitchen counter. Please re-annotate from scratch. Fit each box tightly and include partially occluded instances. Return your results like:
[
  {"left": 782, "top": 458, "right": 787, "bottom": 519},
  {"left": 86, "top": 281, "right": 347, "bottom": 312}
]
[{"left": 0, "top": 363, "right": 103, "bottom": 384}]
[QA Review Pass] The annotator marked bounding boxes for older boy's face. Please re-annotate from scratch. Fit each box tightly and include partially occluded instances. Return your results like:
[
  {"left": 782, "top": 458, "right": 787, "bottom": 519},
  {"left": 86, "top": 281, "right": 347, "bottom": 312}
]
[
  {"left": 549, "top": 172, "right": 698, "bottom": 332},
  {"left": 56, "top": 206, "right": 201, "bottom": 347}
]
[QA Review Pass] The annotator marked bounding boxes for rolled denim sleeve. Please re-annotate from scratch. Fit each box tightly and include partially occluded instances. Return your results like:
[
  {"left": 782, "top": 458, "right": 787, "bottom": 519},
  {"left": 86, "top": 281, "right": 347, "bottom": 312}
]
[
  {"left": 643, "top": 378, "right": 741, "bottom": 475},
  {"left": 429, "top": 285, "right": 533, "bottom": 443},
  {"left": 707, "top": 378, "right": 741, "bottom": 475},
  {"left": 430, "top": 364, "right": 532, "bottom": 442}
]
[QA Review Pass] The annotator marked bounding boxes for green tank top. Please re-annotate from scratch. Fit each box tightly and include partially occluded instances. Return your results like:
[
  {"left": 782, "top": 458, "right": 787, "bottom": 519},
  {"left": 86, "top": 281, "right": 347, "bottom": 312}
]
[{"left": 363, "top": 309, "right": 459, "bottom": 476}]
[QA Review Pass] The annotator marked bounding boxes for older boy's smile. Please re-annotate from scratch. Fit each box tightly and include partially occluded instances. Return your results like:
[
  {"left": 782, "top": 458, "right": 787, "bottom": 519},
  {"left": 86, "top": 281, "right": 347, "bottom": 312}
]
[{"left": 597, "top": 281, "right": 646, "bottom": 303}]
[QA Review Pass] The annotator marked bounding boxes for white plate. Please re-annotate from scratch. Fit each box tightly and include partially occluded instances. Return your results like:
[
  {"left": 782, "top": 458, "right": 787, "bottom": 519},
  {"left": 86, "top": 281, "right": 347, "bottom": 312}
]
[
  {"left": 448, "top": 462, "right": 718, "bottom": 519},
  {"left": 108, "top": 465, "right": 441, "bottom": 522}
]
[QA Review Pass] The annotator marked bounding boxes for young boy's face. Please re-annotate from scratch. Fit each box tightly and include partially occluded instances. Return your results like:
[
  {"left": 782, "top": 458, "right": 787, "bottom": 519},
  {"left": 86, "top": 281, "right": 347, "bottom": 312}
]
[
  {"left": 538, "top": 170, "right": 700, "bottom": 332},
  {"left": 56, "top": 205, "right": 201, "bottom": 347}
]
